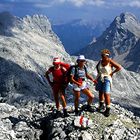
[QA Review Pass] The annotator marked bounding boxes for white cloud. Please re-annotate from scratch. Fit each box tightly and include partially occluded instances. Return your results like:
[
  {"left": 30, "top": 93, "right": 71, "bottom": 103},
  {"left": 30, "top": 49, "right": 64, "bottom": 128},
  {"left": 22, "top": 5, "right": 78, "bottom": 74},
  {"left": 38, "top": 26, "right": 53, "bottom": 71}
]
[
  {"left": 58, "top": 0, "right": 66, "bottom": 3},
  {"left": 34, "top": 3, "right": 52, "bottom": 8},
  {"left": 109, "top": 0, "right": 140, "bottom": 8},
  {"left": 69, "top": 0, "right": 85, "bottom": 7},
  {"left": 89, "top": 0, "right": 105, "bottom": 6},
  {"left": 56, "top": 0, "right": 105, "bottom": 7},
  {"left": 34, "top": 0, "right": 57, "bottom": 8},
  {"left": 9, "top": 0, "right": 140, "bottom": 9},
  {"left": 72, "top": 0, "right": 105, "bottom": 7},
  {"left": 32, "top": 0, "right": 105, "bottom": 8},
  {"left": 129, "top": 1, "right": 140, "bottom": 8},
  {"left": 67, "top": 0, "right": 140, "bottom": 8}
]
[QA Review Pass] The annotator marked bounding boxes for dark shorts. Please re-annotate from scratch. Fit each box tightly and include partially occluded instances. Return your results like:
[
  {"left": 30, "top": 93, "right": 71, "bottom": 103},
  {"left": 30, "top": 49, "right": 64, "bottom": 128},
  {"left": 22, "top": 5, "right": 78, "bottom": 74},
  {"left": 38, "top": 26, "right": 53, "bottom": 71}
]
[
  {"left": 52, "top": 83, "right": 65, "bottom": 95},
  {"left": 95, "top": 77, "right": 111, "bottom": 93}
]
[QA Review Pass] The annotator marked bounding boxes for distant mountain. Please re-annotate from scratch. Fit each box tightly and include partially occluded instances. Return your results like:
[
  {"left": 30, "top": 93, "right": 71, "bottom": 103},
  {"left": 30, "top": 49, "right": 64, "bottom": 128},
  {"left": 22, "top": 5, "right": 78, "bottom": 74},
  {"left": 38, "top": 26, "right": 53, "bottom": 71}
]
[
  {"left": 52, "top": 19, "right": 110, "bottom": 54},
  {"left": 0, "top": 12, "right": 71, "bottom": 104},
  {"left": 78, "top": 12, "right": 140, "bottom": 72}
]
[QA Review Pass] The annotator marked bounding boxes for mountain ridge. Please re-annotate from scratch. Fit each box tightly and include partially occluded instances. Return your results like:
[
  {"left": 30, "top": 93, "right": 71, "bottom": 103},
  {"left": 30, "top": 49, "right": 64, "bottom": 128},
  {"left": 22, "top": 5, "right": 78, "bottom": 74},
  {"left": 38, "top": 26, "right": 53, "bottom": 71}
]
[
  {"left": 0, "top": 11, "right": 71, "bottom": 104},
  {"left": 78, "top": 12, "right": 140, "bottom": 72}
]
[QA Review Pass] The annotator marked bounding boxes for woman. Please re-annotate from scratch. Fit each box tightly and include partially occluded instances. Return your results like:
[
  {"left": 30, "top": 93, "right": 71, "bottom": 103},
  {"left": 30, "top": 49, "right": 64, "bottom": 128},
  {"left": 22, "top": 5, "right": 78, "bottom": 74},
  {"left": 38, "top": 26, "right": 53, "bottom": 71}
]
[
  {"left": 70, "top": 55, "right": 96, "bottom": 115},
  {"left": 96, "top": 49, "right": 121, "bottom": 117},
  {"left": 45, "top": 57, "right": 70, "bottom": 117}
]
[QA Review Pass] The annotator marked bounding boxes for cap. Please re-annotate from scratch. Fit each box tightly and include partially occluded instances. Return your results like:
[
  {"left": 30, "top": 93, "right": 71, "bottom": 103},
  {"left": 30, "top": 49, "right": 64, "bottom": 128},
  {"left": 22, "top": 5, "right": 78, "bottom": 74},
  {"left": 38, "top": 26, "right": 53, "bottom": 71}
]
[
  {"left": 53, "top": 57, "right": 61, "bottom": 65},
  {"left": 77, "top": 55, "right": 86, "bottom": 61}
]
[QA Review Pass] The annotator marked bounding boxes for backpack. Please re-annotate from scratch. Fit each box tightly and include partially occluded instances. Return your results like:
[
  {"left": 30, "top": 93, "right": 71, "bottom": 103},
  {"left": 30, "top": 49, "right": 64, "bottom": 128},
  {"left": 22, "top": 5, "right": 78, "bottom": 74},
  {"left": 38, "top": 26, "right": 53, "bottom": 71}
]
[
  {"left": 64, "top": 65, "right": 76, "bottom": 84},
  {"left": 53, "top": 64, "right": 87, "bottom": 89},
  {"left": 64, "top": 65, "right": 87, "bottom": 84},
  {"left": 96, "top": 60, "right": 101, "bottom": 74}
]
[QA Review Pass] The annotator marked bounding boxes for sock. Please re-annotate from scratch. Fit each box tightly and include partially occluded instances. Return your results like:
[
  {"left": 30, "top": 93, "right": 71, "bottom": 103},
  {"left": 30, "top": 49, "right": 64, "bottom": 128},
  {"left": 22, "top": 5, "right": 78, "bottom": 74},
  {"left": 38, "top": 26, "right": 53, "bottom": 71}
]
[{"left": 106, "top": 105, "right": 110, "bottom": 108}]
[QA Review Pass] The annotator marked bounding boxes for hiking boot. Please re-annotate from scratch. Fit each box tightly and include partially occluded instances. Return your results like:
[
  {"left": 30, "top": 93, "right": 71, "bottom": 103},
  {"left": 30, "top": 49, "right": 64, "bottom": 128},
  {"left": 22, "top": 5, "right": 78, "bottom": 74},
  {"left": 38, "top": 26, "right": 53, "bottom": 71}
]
[
  {"left": 63, "top": 109, "right": 69, "bottom": 117},
  {"left": 86, "top": 104, "right": 95, "bottom": 112},
  {"left": 98, "top": 102, "right": 105, "bottom": 113},
  {"left": 104, "top": 107, "right": 110, "bottom": 117},
  {"left": 81, "top": 104, "right": 88, "bottom": 111},
  {"left": 52, "top": 109, "right": 62, "bottom": 118},
  {"left": 81, "top": 104, "right": 94, "bottom": 112},
  {"left": 75, "top": 109, "right": 81, "bottom": 116}
]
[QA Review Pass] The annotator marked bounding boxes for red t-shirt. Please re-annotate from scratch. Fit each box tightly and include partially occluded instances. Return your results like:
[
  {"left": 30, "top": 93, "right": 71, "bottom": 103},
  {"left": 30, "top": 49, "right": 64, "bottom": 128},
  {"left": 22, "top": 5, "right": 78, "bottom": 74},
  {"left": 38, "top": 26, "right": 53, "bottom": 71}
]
[
  {"left": 48, "top": 66, "right": 66, "bottom": 83},
  {"left": 47, "top": 63, "right": 70, "bottom": 84}
]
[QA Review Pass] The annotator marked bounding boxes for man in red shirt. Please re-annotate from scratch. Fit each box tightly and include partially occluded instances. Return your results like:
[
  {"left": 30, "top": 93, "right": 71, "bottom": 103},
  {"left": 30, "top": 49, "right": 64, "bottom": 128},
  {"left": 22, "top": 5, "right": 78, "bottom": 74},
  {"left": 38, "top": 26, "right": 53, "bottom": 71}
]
[{"left": 45, "top": 57, "right": 70, "bottom": 117}]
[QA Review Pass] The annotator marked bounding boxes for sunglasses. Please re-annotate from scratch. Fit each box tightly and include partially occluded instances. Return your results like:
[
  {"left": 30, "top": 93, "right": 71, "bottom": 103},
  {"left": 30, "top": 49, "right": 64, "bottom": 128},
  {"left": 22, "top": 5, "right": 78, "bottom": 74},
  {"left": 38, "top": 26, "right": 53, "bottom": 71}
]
[{"left": 101, "top": 54, "right": 110, "bottom": 57}]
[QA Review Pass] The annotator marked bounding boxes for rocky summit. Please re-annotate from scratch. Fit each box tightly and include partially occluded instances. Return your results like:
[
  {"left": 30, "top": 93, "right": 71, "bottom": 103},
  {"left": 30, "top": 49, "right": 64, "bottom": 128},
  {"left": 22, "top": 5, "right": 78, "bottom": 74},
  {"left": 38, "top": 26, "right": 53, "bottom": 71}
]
[{"left": 0, "top": 102, "right": 140, "bottom": 140}]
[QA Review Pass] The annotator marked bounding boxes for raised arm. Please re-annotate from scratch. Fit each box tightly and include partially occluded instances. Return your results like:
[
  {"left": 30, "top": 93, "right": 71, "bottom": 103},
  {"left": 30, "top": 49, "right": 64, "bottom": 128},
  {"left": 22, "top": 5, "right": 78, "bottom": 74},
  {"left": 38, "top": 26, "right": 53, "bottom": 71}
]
[{"left": 110, "top": 59, "right": 122, "bottom": 77}]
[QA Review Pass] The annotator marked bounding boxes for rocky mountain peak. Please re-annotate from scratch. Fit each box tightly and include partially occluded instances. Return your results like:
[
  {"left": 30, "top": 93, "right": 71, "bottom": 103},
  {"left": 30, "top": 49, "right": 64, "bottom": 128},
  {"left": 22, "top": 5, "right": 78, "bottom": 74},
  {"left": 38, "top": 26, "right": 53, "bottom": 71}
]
[
  {"left": 78, "top": 12, "right": 140, "bottom": 72},
  {"left": 22, "top": 14, "right": 52, "bottom": 35},
  {"left": 0, "top": 11, "right": 60, "bottom": 42},
  {"left": 115, "top": 12, "right": 137, "bottom": 24},
  {"left": 0, "top": 12, "right": 70, "bottom": 104},
  {"left": 111, "top": 12, "right": 140, "bottom": 37}
]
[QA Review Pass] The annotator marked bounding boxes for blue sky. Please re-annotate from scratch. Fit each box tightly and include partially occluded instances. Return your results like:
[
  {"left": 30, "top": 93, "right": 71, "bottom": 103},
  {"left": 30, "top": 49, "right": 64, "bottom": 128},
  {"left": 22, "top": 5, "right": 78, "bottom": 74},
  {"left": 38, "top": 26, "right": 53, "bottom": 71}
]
[{"left": 0, "top": 0, "right": 140, "bottom": 24}]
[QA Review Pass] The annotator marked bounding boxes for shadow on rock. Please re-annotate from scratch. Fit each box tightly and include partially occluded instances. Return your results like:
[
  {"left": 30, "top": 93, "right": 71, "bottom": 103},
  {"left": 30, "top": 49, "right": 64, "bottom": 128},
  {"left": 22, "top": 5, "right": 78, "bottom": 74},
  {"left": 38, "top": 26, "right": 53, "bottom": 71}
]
[{"left": 0, "top": 57, "right": 51, "bottom": 105}]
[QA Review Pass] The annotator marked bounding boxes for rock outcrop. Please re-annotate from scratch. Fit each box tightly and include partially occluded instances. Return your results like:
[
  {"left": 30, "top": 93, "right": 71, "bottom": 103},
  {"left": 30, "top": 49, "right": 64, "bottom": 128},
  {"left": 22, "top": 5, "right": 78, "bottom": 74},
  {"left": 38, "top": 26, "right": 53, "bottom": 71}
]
[{"left": 1, "top": 102, "right": 139, "bottom": 140}]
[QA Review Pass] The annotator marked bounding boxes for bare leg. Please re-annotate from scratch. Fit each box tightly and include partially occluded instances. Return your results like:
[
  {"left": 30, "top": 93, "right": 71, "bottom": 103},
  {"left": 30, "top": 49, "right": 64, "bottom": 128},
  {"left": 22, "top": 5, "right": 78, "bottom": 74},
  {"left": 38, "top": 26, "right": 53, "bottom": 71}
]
[
  {"left": 60, "top": 92, "right": 67, "bottom": 109},
  {"left": 52, "top": 85, "right": 60, "bottom": 110},
  {"left": 53, "top": 92, "right": 60, "bottom": 110},
  {"left": 104, "top": 93, "right": 110, "bottom": 107},
  {"left": 82, "top": 88, "right": 94, "bottom": 105},
  {"left": 99, "top": 91, "right": 104, "bottom": 102},
  {"left": 74, "top": 91, "right": 80, "bottom": 110}
]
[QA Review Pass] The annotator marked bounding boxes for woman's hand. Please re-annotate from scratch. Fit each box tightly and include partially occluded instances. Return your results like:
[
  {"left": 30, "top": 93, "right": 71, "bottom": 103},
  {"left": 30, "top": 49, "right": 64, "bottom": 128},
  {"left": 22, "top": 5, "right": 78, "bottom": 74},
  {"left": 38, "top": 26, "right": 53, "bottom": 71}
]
[
  {"left": 110, "top": 72, "right": 113, "bottom": 77},
  {"left": 77, "top": 82, "right": 82, "bottom": 87},
  {"left": 91, "top": 79, "right": 98, "bottom": 84},
  {"left": 93, "top": 79, "right": 98, "bottom": 84}
]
